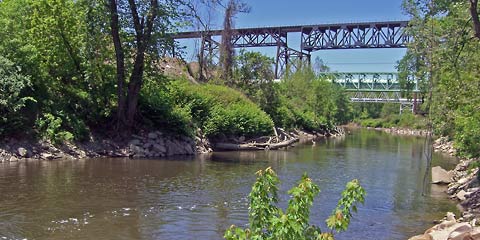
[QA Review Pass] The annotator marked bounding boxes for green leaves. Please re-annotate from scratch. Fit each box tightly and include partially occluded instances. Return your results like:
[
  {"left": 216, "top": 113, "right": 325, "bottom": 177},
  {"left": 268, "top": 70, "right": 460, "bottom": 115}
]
[
  {"left": 224, "top": 167, "right": 366, "bottom": 240},
  {"left": 326, "top": 179, "right": 366, "bottom": 233},
  {"left": 0, "top": 55, "right": 34, "bottom": 135}
]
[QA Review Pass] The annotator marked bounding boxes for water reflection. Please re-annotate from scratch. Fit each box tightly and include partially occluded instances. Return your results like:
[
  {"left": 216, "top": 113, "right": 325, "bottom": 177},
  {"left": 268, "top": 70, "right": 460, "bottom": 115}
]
[{"left": 0, "top": 129, "right": 458, "bottom": 240}]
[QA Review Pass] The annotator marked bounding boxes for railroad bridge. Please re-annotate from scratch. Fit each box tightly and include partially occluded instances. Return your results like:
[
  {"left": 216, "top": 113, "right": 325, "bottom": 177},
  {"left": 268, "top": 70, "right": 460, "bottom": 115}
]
[
  {"left": 172, "top": 20, "right": 411, "bottom": 78},
  {"left": 172, "top": 21, "right": 418, "bottom": 112},
  {"left": 321, "top": 72, "right": 421, "bottom": 113}
]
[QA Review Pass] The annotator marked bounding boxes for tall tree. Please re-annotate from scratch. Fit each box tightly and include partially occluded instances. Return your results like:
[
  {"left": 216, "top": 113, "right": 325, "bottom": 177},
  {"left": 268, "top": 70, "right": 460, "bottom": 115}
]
[
  {"left": 470, "top": 0, "right": 480, "bottom": 39},
  {"left": 108, "top": 0, "right": 158, "bottom": 130},
  {"left": 219, "top": 0, "right": 249, "bottom": 86}
]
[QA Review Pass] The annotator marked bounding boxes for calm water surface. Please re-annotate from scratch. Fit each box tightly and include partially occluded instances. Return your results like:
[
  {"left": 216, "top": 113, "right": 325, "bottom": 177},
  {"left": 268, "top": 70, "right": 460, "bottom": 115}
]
[{"left": 0, "top": 129, "right": 458, "bottom": 240}]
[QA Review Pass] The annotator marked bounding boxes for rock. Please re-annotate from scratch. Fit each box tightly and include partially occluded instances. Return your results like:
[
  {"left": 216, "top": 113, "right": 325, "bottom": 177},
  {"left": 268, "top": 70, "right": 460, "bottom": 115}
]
[
  {"left": 432, "top": 166, "right": 453, "bottom": 184},
  {"left": 457, "top": 190, "right": 468, "bottom": 201},
  {"left": 128, "top": 139, "right": 142, "bottom": 146},
  {"left": 447, "top": 223, "right": 473, "bottom": 240},
  {"left": 152, "top": 143, "right": 166, "bottom": 154},
  {"left": 17, "top": 147, "right": 29, "bottom": 157},
  {"left": 148, "top": 132, "right": 158, "bottom": 139},
  {"left": 9, "top": 156, "right": 19, "bottom": 162},
  {"left": 40, "top": 152, "right": 54, "bottom": 160},
  {"left": 408, "top": 234, "right": 432, "bottom": 240}
]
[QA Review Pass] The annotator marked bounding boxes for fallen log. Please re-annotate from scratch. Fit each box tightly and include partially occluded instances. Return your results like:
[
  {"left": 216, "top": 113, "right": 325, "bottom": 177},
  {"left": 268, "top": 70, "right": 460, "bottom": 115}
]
[{"left": 213, "top": 137, "right": 299, "bottom": 151}]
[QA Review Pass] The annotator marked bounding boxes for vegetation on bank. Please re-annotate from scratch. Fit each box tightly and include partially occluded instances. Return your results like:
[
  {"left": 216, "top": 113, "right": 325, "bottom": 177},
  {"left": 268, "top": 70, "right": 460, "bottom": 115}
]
[
  {"left": 396, "top": 0, "right": 480, "bottom": 158},
  {"left": 0, "top": 0, "right": 349, "bottom": 144},
  {"left": 224, "top": 167, "right": 366, "bottom": 240}
]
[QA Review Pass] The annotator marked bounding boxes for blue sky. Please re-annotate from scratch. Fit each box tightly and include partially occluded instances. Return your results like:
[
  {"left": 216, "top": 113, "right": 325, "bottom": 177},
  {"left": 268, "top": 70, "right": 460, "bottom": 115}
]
[{"left": 179, "top": 0, "right": 409, "bottom": 72}]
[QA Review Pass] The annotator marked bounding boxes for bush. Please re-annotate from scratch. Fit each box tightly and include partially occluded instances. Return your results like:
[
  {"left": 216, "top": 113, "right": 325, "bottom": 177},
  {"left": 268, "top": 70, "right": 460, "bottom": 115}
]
[
  {"left": 0, "top": 55, "right": 34, "bottom": 136},
  {"left": 224, "top": 167, "right": 366, "bottom": 240},
  {"left": 35, "top": 113, "right": 74, "bottom": 144},
  {"left": 454, "top": 106, "right": 480, "bottom": 158},
  {"left": 140, "top": 78, "right": 274, "bottom": 138}
]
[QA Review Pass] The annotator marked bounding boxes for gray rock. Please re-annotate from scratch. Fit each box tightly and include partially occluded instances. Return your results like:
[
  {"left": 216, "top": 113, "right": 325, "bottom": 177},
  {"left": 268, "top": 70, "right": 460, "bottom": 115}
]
[
  {"left": 457, "top": 190, "right": 467, "bottom": 201},
  {"left": 152, "top": 143, "right": 166, "bottom": 153},
  {"left": 9, "top": 156, "right": 19, "bottom": 162},
  {"left": 40, "top": 152, "right": 54, "bottom": 160},
  {"left": 17, "top": 147, "right": 29, "bottom": 157},
  {"left": 148, "top": 132, "right": 158, "bottom": 139},
  {"left": 432, "top": 166, "right": 453, "bottom": 184},
  {"left": 128, "top": 139, "right": 142, "bottom": 146}
]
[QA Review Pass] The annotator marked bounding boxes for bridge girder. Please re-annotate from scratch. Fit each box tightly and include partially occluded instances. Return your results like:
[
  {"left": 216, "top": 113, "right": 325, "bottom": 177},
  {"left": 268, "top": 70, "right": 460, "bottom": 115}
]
[{"left": 172, "top": 21, "right": 411, "bottom": 79}]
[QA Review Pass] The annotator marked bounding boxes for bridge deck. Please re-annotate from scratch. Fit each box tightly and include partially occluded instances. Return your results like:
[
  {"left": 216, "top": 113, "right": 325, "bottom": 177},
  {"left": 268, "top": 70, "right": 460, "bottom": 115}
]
[{"left": 172, "top": 20, "right": 409, "bottom": 39}]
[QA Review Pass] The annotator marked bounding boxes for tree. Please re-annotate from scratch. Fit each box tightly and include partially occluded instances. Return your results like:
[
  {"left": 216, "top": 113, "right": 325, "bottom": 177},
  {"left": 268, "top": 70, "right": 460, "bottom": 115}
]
[
  {"left": 470, "top": 0, "right": 480, "bottom": 39},
  {"left": 108, "top": 0, "right": 159, "bottom": 131},
  {"left": 219, "top": 0, "right": 249, "bottom": 85}
]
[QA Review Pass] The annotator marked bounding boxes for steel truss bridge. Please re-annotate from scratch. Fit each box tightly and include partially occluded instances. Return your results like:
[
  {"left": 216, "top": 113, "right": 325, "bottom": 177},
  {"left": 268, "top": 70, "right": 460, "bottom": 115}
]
[
  {"left": 172, "top": 20, "right": 411, "bottom": 79},
  {"left": 321, "top": 72, "right": 421, "bottom": 113}
]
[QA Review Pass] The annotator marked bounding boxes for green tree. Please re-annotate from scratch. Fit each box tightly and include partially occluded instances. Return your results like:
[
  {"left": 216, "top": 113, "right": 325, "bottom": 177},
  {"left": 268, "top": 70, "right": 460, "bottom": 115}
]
[{"left": 0, "top": 56, "right": 34, "bottom": 135}]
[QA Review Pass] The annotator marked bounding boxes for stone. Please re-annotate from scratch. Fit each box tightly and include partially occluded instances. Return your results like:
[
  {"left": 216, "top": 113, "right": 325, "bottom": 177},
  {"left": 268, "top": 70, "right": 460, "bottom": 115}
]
[
  {"left": 9, "top": 156, "right": 19, "bottom": 162},
  {"left": 458, "top": 177, "right": 471, "bottom": 185},
  {"left": 432, "top": 166, "right": 452, "bottom": 184},
  {"left": 148, "top": 132, "right": 158, "bottom": 139},
  {"left": 17, "top": 147, "right": 29, "bottom": 157},
  {"left": 40, "top": 152, "right": 54, "bottom": 160},
  {"left": 408, "top": 234, "right": 432, "bottom": 240},
  {"left": 457, "top": 190, "right": 468, "bottom": 201},
  {"left": 152, "top": 143, "right": 166, "bottom": 154},
  {"left": 128, "top": 139, "right": 142, "bottom": 146},
  {"left": 448, "top": 223, "right": 473, "bottom": 240}
]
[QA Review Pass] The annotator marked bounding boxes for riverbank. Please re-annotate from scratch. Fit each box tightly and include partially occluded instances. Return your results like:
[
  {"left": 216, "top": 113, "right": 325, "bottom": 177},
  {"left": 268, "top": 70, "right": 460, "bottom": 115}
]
[
  {"left": 0, "top": 127, "right": 343, "bottom": 163},
  {"left": 343, "top": 123, "right": 431, "bottom": 137},
  {"left": 409, "top": 137, "right": 480, "bottom": 240}
]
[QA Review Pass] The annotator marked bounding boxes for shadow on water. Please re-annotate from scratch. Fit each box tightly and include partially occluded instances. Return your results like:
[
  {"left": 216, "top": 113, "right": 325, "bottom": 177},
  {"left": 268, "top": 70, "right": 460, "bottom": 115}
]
[{"left": 0, "top": 129, "right": 458, "bottom": 240}]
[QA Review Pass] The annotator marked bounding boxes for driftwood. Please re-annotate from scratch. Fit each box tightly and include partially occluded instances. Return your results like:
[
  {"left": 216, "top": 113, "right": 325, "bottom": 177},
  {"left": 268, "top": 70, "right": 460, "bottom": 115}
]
[
  {"left": 214, "top": 137, "right": 298, "bottom": 151},
  {"left": 213, "top": 127, "right": 299, "bottom": 151}
]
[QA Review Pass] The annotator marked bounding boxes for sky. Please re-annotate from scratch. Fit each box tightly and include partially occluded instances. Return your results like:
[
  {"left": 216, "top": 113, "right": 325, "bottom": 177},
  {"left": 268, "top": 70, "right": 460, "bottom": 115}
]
[{"left": 178, "top": 0, "right": 410, "bottom": 72}]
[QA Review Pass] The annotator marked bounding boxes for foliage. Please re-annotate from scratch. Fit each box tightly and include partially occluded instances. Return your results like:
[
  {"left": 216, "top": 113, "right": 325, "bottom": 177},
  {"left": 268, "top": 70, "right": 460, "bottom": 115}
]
[
  {"left": 399, "top": 0, "right": 480, "bottom": 156},
  {"left": 357, "top": 113, "right": 428, "bottom": 130},
  {"left": 272, "top": 67, "right": 352, "bottom": 130},
  {"left": 224, "top": 167, "right": 365, "bottom": 240},
  {"left": 141, "top": 78, "right": 274, "bottom": 138},
  {"left": 0, "top": 55, "right": 34, "bottom": 136},
  {"left": 35, "top": 113, "right": 74, "bottom": 144},
  {"left": 454, "top": 105, "right": 480, "bottom": 158}
]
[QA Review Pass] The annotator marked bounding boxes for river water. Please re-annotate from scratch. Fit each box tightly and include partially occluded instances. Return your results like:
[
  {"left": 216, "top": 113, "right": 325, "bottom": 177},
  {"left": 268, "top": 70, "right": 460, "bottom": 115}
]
[{"left": 0, "top": 129, "right": 458, "bottom": 240}]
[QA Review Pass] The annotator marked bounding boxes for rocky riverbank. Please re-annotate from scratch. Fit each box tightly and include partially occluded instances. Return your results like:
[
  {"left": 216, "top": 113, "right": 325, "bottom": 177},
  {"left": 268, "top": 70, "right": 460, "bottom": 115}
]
[
  {"left": 409, "top": 137, "right": 480, "bottom": 240},
  {"left": 0, "top": 130, "right": 209, "bottom": 163},
  {"left": 0, "top": 127, "right": 343, "bottom": 162}
]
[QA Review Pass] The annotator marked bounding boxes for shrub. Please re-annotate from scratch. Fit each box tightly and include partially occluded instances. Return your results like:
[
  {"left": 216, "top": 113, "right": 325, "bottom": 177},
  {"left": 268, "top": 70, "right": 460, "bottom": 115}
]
[
  {"left": 35, "top": 113, "right": 74, "bottom": 144},
  {"left": 454, "top": 106, "right": 480, "bottom": 158},
  {"left": 141, "top": 78, "right": 274, "bottom": 138},
  {"left": 0, "top": 55, "right": 34, "bottom": 136},
  {"left": 225, "top": 167, "right": 366, "bottom": 240}
]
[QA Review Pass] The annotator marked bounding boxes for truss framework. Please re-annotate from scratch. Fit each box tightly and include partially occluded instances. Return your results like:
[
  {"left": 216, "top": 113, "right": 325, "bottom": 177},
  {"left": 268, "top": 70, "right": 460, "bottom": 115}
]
[{"left": 172, "top": 21, "right": 411, "bottom": 79}]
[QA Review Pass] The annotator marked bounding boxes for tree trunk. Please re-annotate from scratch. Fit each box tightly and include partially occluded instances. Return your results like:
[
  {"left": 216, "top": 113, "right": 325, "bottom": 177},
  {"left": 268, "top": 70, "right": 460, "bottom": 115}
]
[
  {"left": 470, "top": 0, "right": 480, "bottom": 40},
  {"left": 108, "top": 0, "right": 127, "bottom": 126}
]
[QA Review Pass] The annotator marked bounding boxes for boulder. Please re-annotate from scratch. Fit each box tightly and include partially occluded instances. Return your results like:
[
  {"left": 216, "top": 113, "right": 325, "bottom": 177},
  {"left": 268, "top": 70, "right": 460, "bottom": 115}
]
[
  {"left": 409, "top": 234, "right": 432, "bottom": 240},
  {"left": 40, "top": 152, "right": 54, "bottom": 160},
  {"left": 152, "top": 143, "right": 166, "bottom": 154},
  {"left": 148, "top": 132, "right": 158, "bottom": 139},
  {"left": 17, "top": 147, "right": 29, "bottom": 157},
  {"left": 432, "top": 166, "right": 452, "bottom": 184},
  {"left": 128, "top": 139, "right": 142, "bottom": 146},
  {"left": 457, "top": 190, "right": 468, "bottom": 201}
]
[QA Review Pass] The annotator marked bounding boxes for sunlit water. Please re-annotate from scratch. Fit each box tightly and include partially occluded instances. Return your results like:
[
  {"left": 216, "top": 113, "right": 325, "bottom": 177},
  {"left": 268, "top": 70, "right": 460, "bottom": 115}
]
[{"left": 0, "top": 129, "right": 458, "bottom": 240}]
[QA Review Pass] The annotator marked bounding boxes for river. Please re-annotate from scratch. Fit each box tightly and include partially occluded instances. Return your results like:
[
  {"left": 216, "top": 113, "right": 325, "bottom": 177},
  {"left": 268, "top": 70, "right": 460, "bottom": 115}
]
[{"left": 0, "top": 129, "right": 458, "bottom": 240}]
